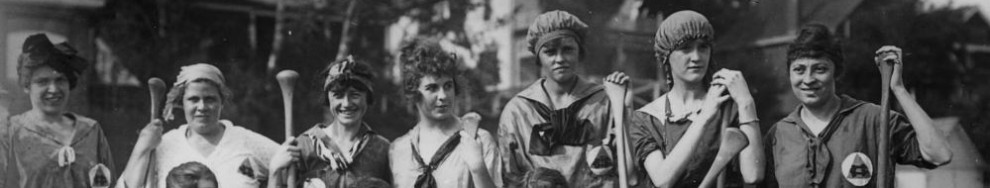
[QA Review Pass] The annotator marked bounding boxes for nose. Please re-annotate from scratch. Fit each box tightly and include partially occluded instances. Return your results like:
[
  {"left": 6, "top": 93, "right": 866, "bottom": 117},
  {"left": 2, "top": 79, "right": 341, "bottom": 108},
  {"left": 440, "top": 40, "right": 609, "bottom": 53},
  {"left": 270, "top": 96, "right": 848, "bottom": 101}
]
[
  {"left": 800, "top": 72, "right": 817, "bottom": 85},
  {"left": 437, "top": 88, "right": 450, "bottom": 102},
  {"left": 340, "top": 96, "right": 355, "bottom": 108},
  {"left": 550, "top": 53, "right": 565, "bottom": 65},
  {"left": 686, "top": 49, "right": 701, "bottom": 63},
  {"left": 45, "top": 82, "right": 59, "bottom": 92}
]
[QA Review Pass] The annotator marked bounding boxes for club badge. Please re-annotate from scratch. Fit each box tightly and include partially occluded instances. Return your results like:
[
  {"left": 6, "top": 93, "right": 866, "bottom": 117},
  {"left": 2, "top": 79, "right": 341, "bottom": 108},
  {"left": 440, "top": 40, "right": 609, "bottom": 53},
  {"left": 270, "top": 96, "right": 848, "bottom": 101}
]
[
  {"left": 841, "top": 152, "right": 873, "bottom": 186},
  {"left": 89, "top": 163, "right": 111, "bottom": 188}
]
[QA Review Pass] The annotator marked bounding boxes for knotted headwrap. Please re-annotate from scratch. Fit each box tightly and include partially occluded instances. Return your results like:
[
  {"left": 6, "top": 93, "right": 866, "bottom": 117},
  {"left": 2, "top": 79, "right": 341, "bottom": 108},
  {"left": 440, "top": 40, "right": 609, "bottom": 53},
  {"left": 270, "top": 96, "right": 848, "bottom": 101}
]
[
  {"left": 18, "top": 34, "right": 88, "bottom": 89},
  {"left": 526, "top": 10, "right": 588, "bottom": 56},
  {"left": 410, "top": 133, "right": 462, "bottom": 188},
  {"left": 653, "top": 10, "right": 714, "bottom": 64},
  {"left": 323, "top": 55, "right": 375, "bottom": 104},
  {"left": 164, "top": 63, "right": 226, "bottom": 121}
]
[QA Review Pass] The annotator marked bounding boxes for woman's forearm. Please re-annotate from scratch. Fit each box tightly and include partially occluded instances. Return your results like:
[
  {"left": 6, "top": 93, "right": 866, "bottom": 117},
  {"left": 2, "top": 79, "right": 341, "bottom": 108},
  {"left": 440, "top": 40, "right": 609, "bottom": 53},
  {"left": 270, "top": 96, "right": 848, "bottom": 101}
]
[
  {"left": 893, "top": 88, "right": 951, "bottom": 165},
  {"left": 738, "top": 121, "right": 765, "bottom": 184},
  {"left": 643, "top": 113, "right": 713, "bottom": 187}
]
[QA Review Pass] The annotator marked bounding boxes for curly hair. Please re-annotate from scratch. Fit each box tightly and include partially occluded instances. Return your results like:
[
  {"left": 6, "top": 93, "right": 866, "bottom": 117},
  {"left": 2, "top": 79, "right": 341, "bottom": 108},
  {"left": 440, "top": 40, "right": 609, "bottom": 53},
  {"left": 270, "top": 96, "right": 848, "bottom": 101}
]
[
  {"left": 786, "top": 24, "right": 844, "bottom": 77},
  {"left": 523, "top": 167, "right": 568, "bottom": 188},
  {"left": 166, "top": 162, "right": 218, "bottom": 188},
  {"left": 398, "top": 37, "right": 460, "bottom": 104}
]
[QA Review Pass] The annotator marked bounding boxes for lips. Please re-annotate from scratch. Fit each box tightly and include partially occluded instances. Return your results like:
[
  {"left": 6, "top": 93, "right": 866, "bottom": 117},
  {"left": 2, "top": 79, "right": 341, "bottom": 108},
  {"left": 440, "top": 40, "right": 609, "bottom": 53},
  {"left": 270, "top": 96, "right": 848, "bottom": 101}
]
[{"left": 42, "top": 93, "right": 63, "bottom": 103}]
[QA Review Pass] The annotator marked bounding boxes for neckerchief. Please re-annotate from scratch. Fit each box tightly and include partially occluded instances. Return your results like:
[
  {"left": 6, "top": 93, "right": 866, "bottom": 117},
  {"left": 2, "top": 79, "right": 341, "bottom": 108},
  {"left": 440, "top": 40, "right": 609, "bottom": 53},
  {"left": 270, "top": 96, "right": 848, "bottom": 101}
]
[
  {"left": 311, "top": 123, "right": 372, "bottom": 171},
  {"left": 522, "top": 90, "right": 601, "bottom": 156},
  {"left": 410, "top": 133, "right": 462, "bottom": 188}
]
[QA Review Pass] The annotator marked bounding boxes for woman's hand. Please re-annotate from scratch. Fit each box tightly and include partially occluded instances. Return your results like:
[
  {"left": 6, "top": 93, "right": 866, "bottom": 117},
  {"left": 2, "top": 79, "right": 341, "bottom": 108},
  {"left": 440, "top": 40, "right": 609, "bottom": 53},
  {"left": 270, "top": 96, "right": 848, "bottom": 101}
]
[
  {"left": 875, "top": 46, "right": 905, "bottom": 91},
  {"left": 269, "top": 138, "right": 300, "bottom": 171},
  {"left": 134, "top": 119, "right": 164, "bottom": 153},
  {"left": 459, "top": 112, "right": 486, "bottom": 169},
  {"left": 711, "top": 68, "right": 758, "bottom": 122},
  {"left": 698, "top": 83, "right": 731, "bottom": 122},
  {"left": 711, "top": 69, "right": 754, "bottom": 105}
]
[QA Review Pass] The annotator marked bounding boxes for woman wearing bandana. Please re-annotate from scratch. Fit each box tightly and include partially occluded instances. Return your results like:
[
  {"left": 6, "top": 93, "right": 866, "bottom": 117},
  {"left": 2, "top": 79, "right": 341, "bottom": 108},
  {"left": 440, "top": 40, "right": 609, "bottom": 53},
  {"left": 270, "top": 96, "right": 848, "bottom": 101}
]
[
  {"left": 389, "top": 39, "right": 500, "bottom": 188},
  {"left": 117, "top": 63, "right": 280, "bottom": 188},
  {"left": 0, "top": 34, "right": 115, "bottom": 188},
  {"left": 497, "top": 10, "right": 623, "bottom": 188},
  {"left": 267, "top": 57, "right": 392, "bottom": 188},
  {"left": 763, "top": 24, "right": 951, "bottom": 187},
  {"left": 625, "top": 11, "right": 764, "bottom": 187}
]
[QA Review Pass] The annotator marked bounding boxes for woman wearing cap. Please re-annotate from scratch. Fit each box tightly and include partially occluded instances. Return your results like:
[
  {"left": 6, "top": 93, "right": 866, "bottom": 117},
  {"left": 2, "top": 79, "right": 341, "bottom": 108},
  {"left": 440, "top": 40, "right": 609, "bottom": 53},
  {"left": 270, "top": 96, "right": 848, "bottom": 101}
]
[
  {"left": 267, "top": 57, "right": 392, "bottom": 188},
  {"left": 622, "top": 10, "right": 764, "bottom": 187},
  {"left": 763, "top": 24, "right": 951, "bottom": 187},
  {"left": 0, "top": 34, "right": 115, "bottom": 188},
  {"left": 497, "top": 10, "right": 623, "bottom": 187},
  {"left": 117, "top": 63, "right": 280, "bottom": 188}
]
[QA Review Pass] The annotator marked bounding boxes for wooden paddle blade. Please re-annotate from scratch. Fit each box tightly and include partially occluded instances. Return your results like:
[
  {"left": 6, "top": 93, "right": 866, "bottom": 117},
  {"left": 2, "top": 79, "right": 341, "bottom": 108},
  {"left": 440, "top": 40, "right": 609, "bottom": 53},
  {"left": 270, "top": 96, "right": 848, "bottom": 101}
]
[{"left": 699, "top": 128, "right": 750, "bottom": 188}]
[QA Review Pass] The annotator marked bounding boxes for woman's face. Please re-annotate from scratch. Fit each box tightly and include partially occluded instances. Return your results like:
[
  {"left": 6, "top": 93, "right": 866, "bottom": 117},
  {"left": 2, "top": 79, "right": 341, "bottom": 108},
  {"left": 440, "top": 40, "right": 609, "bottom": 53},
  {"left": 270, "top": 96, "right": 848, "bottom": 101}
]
[
  {"left": 328, "top": 87, "right": 368, "bottom": 126},
  {"left": 182, "top": 82, "right": 223, "bottom": 129},
  {"left": 667, "top": 39, "right": 712, "bottom": 85},
  {"left": 415, "top": 75, "right": 456, "bottom": 121},
  {"left": 24, "top": 66, "right": 70, "bottom": 115},
  {"left": 538, "top": 37, "right": 581, "bottom": 83},
  {"left": 789, "top": 58, "right": 837, "bottom": 108}
]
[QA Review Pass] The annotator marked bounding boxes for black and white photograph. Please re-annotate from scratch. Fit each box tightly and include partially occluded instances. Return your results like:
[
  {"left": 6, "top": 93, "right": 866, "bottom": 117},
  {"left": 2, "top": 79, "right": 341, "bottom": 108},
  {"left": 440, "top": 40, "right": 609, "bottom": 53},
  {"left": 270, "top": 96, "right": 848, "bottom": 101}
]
[{"left": 0, "top": 0, "right": 987, "bottom": 187}]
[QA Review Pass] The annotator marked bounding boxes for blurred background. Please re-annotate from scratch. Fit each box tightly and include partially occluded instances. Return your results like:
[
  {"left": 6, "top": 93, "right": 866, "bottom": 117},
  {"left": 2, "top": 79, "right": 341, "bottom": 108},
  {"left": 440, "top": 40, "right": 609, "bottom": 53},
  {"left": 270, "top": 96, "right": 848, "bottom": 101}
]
[{"left": 0, "top": 0, "right": 986, "bottom": 187}]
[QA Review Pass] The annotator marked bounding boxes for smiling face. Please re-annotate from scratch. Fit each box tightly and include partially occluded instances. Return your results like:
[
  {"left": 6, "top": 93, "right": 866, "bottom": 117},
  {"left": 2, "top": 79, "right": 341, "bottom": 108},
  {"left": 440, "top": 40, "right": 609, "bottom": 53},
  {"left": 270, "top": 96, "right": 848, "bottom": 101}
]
[
  {"left": 667, "top": 39, "right": 712, "bottom": 85},
  {"left": 24, "top": 66, "right": 70, "bottom": 115},
  {"left": 538, "top": 37, "right": 581, "bottom": 83},
  {"left": 182, "top": 81, "right": 223, "bottom": 129},
  {"left": 789, "top": 57, "right": 838, "bottom": 108},
  {"left": 415, "top": 75, "right": 457, "bottom": 121},
  {"left": 328, "top": 87, "right": 368, "bottom": 126}
]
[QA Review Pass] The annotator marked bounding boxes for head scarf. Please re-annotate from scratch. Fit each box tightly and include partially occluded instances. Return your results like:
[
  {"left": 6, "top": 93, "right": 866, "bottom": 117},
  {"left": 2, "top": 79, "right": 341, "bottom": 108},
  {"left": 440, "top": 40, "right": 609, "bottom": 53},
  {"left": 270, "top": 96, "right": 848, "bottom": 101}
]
[
  {"left": 18, "top": 34, "right": 88, "bottom": 89},
  {"left": 323, "top": 56, "right": 374, "bottom": 95},
  {"left": 526, "top": 10, "right": 589, "bottom": 55},
  {"left": 163, "top": 63, "right": 226, "bottom": 121},
  {"left": 653, "top": 10, "right": 714, "bottom": 64}
]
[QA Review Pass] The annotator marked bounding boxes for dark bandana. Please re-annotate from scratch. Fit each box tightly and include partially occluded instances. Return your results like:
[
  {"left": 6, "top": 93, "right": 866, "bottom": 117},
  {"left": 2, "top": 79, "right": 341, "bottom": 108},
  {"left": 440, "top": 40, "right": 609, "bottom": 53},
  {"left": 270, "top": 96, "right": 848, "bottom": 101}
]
[{"left": 410, "top": 133, "right": 462, "bottom": 188}]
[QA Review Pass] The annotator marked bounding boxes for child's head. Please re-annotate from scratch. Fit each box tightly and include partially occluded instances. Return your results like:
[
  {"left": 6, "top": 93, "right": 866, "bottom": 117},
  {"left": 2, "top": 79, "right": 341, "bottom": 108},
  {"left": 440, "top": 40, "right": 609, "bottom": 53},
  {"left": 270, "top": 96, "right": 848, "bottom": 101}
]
[
  {"left": 524, "top": 167, "right": 568, "bottom": 188},
  {"left": 166, "top": 162, "right": 218, "bottom": 188}
]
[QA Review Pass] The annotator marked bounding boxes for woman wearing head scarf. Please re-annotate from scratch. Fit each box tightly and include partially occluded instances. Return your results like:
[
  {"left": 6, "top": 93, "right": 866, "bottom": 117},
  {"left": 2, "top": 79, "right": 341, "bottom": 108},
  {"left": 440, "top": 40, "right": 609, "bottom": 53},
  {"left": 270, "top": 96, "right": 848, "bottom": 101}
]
[
  {"left": 0, "top": 34, "right": 115, "bottom": 188},
  {"left": 763, "top": 24, "right": 951, "bottom": 187},
  {"left": 622, "top": 10, "right": 765, "bottom": 187},
  {"left": 497, "top": 10, "right": 621, "bottom": 187},
  {"left": 267, "top": 57, "right": 392, "bottom": 188},
  {"left": 117, "top": 63, "right": 280, "bottom": 188}
]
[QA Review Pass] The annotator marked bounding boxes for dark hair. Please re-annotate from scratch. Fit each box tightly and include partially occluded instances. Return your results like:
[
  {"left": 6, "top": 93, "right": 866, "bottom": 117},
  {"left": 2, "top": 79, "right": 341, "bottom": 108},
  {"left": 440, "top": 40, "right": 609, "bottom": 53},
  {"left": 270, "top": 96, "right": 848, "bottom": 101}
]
[
  {"left": 17, "top": 34, "right": 88, "bottom": 89},
  {"left": 523, "top": 167, "right": 568, "bottom": 188},
  {"left": 166, "top": 162, "right": 218, "bottom": 188},
  {"left": 320, "top": 58, "right": 375, "bottom": 106},
  {"left": 399, "top": 37, "right": 460, "bottom": 104},
  {"left": 786, "top": 24, "right": 844, "bottom": 77}
]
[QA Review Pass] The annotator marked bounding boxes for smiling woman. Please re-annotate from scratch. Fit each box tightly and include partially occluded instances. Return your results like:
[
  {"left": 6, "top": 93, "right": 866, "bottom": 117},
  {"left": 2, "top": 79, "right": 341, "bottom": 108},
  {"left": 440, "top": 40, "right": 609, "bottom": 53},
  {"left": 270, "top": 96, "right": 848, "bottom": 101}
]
[
  {"left": 1, "top": 33, "right": 116, "bottom": 188},
  {"left": 267, "top": 57, "right": 392, "bottom": 188}
]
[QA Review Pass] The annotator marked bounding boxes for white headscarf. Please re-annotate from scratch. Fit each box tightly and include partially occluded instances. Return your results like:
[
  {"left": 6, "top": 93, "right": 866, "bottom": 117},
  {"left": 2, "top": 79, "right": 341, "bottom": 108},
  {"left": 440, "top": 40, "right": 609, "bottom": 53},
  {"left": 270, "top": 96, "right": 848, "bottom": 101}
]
[{"left": 163, "top": 63, "right": 226, "bottom": 121}]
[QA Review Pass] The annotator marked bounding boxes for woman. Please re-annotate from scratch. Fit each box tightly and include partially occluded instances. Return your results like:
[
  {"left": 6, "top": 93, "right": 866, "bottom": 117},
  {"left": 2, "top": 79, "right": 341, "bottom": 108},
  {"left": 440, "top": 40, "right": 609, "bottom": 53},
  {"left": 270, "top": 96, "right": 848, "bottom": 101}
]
[
  {"left": 267, "top": 57, "right": 392, "bottom": 188},
  {"left": 117, "top": 63, "right": 280, "bottom": 188},
  {"left": 623, "top": 10, "right": 764, "bottom": 187},
  {"left": 764, "top": 24, "right": 951, "bottom": 187},
  {"left": 497, "top": 10, "right": 621, "bottom": 188},
  {"left": 389, "top": 38, "right": 499, "bottom": 188},
  {"left": 1, "top": 34, "right": 115, "bottom": 188}
]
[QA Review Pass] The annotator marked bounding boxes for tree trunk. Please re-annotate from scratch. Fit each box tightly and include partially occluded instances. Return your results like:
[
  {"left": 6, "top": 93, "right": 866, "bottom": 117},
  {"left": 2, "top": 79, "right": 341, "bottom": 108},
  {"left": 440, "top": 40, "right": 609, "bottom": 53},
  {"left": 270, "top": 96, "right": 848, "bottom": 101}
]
[
  {"left": 335, "top": 0, "right": 359, "bottom": 60},
  {"left": 266, "top": 0, "right": 287, "bottom": 74}
]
